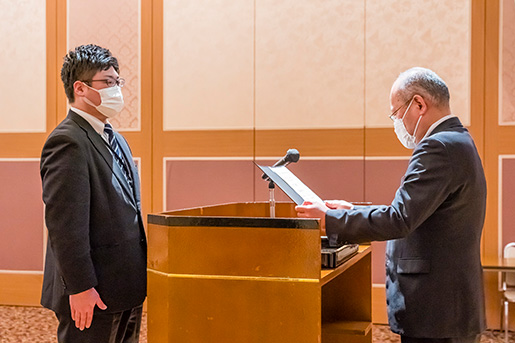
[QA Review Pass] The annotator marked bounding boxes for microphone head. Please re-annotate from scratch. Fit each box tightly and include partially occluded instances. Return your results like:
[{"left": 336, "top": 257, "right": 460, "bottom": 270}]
[{"left": 285, "top": 149, "right": 300, "bottom": 163}]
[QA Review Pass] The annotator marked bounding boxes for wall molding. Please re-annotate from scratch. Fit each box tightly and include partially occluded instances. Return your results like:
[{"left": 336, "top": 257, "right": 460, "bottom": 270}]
[
  {"left": 0, "top": 270, "right": 44, "bottom": 306},
  {"left": 372, "top": 283, "right": 388, "bottom": 324},
  {"left": 498, "top": 155, "right": 515, "bottom": 256}
]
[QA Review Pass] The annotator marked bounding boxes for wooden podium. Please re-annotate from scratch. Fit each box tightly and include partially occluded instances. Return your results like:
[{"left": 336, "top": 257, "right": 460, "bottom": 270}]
[{"left": 147, "top": 202, "right": 372, "bottom": 343}]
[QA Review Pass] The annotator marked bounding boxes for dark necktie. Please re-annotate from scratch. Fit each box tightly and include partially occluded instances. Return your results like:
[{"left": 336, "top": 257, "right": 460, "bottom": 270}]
[{"left": 104, "top": 123, "right": 133, "bottom": 188}]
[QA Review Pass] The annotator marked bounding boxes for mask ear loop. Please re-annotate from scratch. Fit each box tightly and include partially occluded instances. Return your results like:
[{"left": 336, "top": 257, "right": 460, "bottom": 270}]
[
  {"left": 411, "top": 115, "right": 422, "bottom": 141},
  {"left": 400, "top": 97, "right": 415, "bottom": 121},
  {"left": 408, "top": 96, "right": 423, "bottom": 142},
  {"left": 82, "top": 81, "right": 101, "bottom": 95},
  {"left": 401, "top": 97, "right": 421, "bottom": 142},
  {"left": 83, "top": 84, "right": 101, "bottom": 108}
]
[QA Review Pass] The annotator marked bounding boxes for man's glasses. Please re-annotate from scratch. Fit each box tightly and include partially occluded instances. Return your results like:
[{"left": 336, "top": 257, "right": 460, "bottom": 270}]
[
  {"left": 83, "top": 78, "right": 125, "bottom": 88},
  {"left": 389, "top": 97, "right": 413, "bottom": 121}
]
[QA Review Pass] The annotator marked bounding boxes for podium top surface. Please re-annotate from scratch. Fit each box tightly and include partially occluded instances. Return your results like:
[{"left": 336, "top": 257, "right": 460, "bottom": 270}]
[{"left": 148, "top": 202, "right": 319, "bottom": 230}]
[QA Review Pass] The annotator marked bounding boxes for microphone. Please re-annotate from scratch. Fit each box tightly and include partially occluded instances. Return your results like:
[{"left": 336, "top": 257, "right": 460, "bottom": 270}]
[
  {"left": 262, "top": 149, "right": 300, "bottom": 179},
  {"left": 272, "top": 149, "right": 300, "bottom": 167}
]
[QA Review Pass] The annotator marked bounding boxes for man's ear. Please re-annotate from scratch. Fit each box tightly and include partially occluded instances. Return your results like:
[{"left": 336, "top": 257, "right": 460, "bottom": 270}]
[
  {"left": 414, "top": 94, "right": 428, "bottom": 115},
  {"left": 73, "top": 80, "right": 87, "bottom": 97}
]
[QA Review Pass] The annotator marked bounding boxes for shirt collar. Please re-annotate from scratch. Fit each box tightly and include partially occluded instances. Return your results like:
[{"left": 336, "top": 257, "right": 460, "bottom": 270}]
[
  {"left": 70, "top": 107, "right": 110, "bottom": 140},
  {"left": 420, "top": 114, "right": 456, "bottom": 142}
]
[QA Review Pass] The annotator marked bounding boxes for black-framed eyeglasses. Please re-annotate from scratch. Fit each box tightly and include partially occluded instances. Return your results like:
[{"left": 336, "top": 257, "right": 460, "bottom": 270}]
[
  {"left": 82, "top": 78, "right": 125, "bottom": 88},
  {"left": 389, "top": 97, "right": 413, "bottom": 121}
]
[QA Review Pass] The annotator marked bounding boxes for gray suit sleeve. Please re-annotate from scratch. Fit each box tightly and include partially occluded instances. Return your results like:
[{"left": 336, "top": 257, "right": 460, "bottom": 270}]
[{"left": 326, "top": 137, "right": 454, "bottom": 244}]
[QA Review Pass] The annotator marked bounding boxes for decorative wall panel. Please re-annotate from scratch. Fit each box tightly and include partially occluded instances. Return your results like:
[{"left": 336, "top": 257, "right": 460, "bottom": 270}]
[
  {"left": 164, "top": 159, "right": 254, "bottom": 211},
  {"left": 68, "top": 0, "right": 141, "bottom": 130},
  {"left": 163, "top": 0, "right": 254, "bottom": 130},
  {"left": 0, "top": 0, "right": 46, "bottom": 133},
  {"left": 255, "top": 0, "right": 365, "bottom": 130},
  {"left": 500, "top": 157, "right": 515, "bottom": 250},
  {"left": 500, "top": 0, "right": 515, "bottom": 125},
  {"left": 0, "top": 160, "right": 44, "bottom": 270},
  {"left": 254, "top": 159, "right": 365, "bottom": 203},
  {"left": 366, "top": 0, "right": 471, "bottom": 128},
  {"left": 164, "top": 158, "right": 366, "bottom": 213}
]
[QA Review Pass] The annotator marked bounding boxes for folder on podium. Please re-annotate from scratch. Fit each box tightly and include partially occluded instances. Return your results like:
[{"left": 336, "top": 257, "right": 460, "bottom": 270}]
[{"left": 147, "top": 202, "right": 372, "bottom": 343}]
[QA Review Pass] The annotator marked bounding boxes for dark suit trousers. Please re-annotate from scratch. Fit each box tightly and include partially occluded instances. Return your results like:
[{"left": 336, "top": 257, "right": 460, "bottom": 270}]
[
  {"left": 401, "top": 335, "right": 480, "bottom": 343},
  {"left": 56, "top": 305, "right": 142, "bottom": 343}
]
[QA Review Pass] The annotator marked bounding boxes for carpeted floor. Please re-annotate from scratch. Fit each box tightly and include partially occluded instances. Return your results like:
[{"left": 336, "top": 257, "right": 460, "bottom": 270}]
[{"left": 0, "top": 305, "right": 512, "bottom": 342}]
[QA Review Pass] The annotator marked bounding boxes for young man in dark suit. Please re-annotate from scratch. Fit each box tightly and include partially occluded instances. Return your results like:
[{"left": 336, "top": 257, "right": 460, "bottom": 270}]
[
  {"left": 296, "top": 67, "right": 486, "bottom": 343},
  {"left": 40, "top": 44, "right": 147, "bottom": 343}
]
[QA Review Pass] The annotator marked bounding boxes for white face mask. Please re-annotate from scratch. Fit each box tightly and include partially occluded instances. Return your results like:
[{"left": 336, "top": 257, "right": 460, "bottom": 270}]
[
  {"left": 84, "top": 85, "right": 124, "bottom": 118},
  {"left": 393, "top": 98, "right": 421, "bottom": 149}
]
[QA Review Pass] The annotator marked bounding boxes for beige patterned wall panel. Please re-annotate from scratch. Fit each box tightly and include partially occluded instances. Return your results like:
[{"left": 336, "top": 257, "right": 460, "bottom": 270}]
[
  {"left": 68, "top": 0, "right": 141, "bottom": 131},
  {"left": 500, "top": 0, "right": 515, "bottom": 125},
  {"left": 366, "top": 0, "right": 471, "bottom": 128},
  {"left": 0, "top": 0, "right": 46, "bottom": 133},
  {"left": 255, "top": 0, "right": 365, "bottom": 130},
  {"left": 163, "top": 0, "right": 254, "bottom": 131}
]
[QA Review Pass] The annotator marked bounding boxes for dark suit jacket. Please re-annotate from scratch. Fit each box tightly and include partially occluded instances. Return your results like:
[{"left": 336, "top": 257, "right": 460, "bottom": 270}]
[
  {"left": 40, "top": 110, "right": 147, "bottom": 314},
  {"left": 326, "top": 117, "right": 486, "bottom": 338}
]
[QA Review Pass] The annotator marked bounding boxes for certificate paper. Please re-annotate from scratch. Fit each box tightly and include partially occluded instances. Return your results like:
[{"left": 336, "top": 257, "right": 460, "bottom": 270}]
[{"left": 257, "top": 164, "right": 323, "bottom": 205}]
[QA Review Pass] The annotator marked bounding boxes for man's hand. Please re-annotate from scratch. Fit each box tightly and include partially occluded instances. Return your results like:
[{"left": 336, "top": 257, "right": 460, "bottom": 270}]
[
  {"left": 295, "top": 201, "right": 329, "bottom": 234},
  {"left": 69, "top": 287, "right": 107, "bottom": 330},
  {"left": 325, "top": 199, "right": 354, "bottom": 210}
]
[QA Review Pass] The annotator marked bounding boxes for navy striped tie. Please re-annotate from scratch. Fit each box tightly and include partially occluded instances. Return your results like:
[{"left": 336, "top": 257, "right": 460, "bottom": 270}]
[{"left": 104, "top": 123, "right": 133, "bottom": 188}]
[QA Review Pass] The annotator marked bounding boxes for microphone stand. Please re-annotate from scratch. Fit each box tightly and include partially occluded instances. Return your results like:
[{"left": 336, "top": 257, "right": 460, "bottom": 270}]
[
  {"left": 268, "top": 179, "right": 275, "bottom": 218},
  {"left": 261, "top": 149, "right": 299, "bottom": 218}
]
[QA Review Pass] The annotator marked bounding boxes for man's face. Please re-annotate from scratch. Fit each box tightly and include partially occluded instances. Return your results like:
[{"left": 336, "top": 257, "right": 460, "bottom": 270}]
[{"left": 83, "top": 66, "right": 120, "bottom": 106}]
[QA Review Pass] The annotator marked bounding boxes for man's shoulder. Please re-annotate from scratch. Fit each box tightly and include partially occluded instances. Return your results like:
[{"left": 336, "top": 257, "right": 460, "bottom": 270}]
[
  {"left": 422, "top": 116, "right": 472, "bottom": 146},
  {"left": 416, "top": 123, "right": 481, "bottom": 172},
  {"left": 427, "top": 126, "right": 474, "bottom": 150},
  {"left": 47, "top": 113, "right": 87, "bottom": 140},
  {"left": 412, "top": 126, "right": 477, "bottom": 167},
  {"left": 427, "top": 117, "right": 468, "bottom": 141},
  {"left": 42, "top": 116, "right": 89, "bottom": 154}
]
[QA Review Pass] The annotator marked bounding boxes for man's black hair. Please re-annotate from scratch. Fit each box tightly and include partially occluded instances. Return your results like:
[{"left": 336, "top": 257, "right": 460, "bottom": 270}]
[{"left": 61, "top": 44, "right": 119, "bottom": 103}]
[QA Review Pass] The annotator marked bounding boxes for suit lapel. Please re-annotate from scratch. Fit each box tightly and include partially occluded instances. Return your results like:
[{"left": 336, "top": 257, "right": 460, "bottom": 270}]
[{"left": 68, "top": 111, "right": 137, "bottom": 208}]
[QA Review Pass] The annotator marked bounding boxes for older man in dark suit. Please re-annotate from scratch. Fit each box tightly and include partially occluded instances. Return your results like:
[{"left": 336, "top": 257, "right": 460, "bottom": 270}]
[
  {"left": 296, "top": 67, "right": 486, "bottom": 343},
  {"left": 40, "top": 44, "right": 147, "bottom": 343}
]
